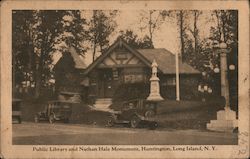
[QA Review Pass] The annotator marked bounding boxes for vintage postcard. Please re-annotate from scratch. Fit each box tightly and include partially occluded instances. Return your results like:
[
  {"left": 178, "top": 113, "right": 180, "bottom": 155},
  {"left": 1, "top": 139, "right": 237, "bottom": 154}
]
[{"left": 1, "top": 0, "right": 249, "bottom": 158}]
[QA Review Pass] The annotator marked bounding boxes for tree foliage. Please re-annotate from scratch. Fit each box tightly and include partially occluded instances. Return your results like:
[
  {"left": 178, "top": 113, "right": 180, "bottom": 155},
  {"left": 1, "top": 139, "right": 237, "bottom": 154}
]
[
  {"left": 62, "top": 10, "right": 88, "bottom": 55},
  {"left": 12, "top": 10, "right": 36, "bottom": 86},
  {"left": 33, "top": 10, "right": 66, "bottom": 97},
  {"left": 88, "top": 10, "right": 118, "bottom": 61},
  {"left": 139, "top": 10, "right": 171, "bottom": 46},
  {"left": 175, "top": 10, "right": 189, "bottom": 59},
  {"left": 119, "top": 30, "right": 154, "bottom": 49}
]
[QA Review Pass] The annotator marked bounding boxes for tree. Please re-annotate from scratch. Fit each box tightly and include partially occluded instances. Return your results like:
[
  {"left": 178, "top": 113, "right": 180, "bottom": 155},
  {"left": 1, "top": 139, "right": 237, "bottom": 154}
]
[
  {"left": 62, "top": 10, "right": 88, "bottom": 56},
  {"left": 88, "top": 10, "right": 118, "bottom": 61},
  {"left": 180, "top": 10, "right": 209, "bottom": 71},
  {"left": 175, "top": 10, "right": 189, "bottom": 60},
  {"left": 12, "top": 10, "right": 37, "bottom": 94},
  {"left": 119, "top": 30, "right": 154, "bottom": 49},
  {"left": 13, "top": 10, "right": 90, "bottom": 98},
  {"left": 33, "top": 10, "right": 66, "bottom": 98},
  {"left": 189, "top": 10, "right": 202, "bottom": 55},
  {"left": 211, "top": 10, "right": 238, "bottom": 48},
  {"left": 208, "top": 10, "right": 238, "bottom": 73},
  {"left": 139, "top": 10, "right": 170, "bottom": 47}
]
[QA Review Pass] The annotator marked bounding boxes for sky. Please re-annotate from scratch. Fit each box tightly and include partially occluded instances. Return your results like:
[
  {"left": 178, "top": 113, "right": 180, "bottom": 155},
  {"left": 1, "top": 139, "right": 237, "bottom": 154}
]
[{"left": 54, "top": 10, "right": 216, "bottom": 66}]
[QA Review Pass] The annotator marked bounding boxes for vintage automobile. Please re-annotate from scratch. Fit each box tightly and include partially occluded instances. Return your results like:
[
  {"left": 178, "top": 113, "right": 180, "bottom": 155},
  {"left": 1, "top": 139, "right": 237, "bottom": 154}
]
[
  {"left": 34, "top": 100, "right": 73, "bottom": 124},
  {"left": 106, "top": 99, "right": 158, "bottom": 129},
  {"left": 12, "top": 99, "right": 22, "bottom": 124}
]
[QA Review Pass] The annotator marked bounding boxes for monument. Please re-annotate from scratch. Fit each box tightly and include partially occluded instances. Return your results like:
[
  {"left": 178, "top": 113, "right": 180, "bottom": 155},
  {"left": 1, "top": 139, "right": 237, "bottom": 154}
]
[
  {"left": 147, "top": 59, "right": 164, "bottom": 101},
  {"left": 206, "top": 42, "right": 238, "bottom": 132}
]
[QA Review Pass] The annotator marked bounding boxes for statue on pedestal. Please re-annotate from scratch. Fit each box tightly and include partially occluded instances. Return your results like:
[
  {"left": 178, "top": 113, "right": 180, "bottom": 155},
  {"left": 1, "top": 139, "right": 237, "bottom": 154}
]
[{"left": 147, "top": 59, "right": 164, "bottom": 101}]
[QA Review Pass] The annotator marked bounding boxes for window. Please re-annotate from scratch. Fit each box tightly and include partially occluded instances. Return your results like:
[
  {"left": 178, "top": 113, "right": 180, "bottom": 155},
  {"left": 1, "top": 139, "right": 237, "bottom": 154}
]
[{"left": 112, "top": 68, "right": 119, "bottom": 80}]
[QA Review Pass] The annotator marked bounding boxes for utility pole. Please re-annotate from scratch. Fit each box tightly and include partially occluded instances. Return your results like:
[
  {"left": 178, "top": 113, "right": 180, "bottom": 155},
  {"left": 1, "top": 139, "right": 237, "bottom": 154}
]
[{"left": 176, "top": 52, "right": 180, "bottom": 101}]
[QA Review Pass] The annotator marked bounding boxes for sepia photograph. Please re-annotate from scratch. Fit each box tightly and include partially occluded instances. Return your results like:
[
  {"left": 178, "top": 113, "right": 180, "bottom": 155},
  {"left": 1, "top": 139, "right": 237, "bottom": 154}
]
[
  {"left": 11, "top": 8, "right": 239, "bottom": 145},
  {"left": 1, "top": 0, "right": 249, "bottom": 158}
]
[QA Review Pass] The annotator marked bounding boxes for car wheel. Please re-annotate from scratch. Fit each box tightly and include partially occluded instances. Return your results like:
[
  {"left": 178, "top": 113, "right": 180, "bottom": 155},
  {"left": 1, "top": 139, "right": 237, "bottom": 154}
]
[
  {"left": 49, "top": 114, "right": 54, "bottom": 124},
  {"left": 130, "top": 115, "right": 140, "bottom": 128},
  {"left": 34, "top": 115, "right": 39, "bottom": 123},
  {"left": 145, "top": 110, "right": 155, "bottom": 118},
  {"left": 149, "top": 122, "right": 158, "bottom": 130},
  {"left": 107, "top": 116, "right": 115, "bottom": 127}
]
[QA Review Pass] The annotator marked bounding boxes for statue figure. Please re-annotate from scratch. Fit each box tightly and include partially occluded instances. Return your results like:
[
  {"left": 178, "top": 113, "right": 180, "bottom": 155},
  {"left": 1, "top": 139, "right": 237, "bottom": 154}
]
[{"left": 152, "top": 59, "right": 158, "bottom": 77}]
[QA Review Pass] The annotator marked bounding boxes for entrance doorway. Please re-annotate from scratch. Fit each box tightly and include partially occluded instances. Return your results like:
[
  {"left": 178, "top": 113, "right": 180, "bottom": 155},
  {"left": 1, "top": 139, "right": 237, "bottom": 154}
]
[{"left": 98, "top": 69, "right": 114, "bottom": 98}]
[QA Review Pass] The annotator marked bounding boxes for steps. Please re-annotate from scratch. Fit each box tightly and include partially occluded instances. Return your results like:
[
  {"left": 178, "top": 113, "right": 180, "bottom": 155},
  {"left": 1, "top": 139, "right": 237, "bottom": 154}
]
[{"left": 93, "top": 98, "right": 113, "bottom": 111}]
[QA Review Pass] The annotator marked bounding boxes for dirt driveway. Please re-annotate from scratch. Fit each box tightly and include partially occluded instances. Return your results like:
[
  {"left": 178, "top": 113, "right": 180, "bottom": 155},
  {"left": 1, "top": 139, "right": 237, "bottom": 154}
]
[{"left": 12, "top": 122, "right": 238, "bottom": 145}]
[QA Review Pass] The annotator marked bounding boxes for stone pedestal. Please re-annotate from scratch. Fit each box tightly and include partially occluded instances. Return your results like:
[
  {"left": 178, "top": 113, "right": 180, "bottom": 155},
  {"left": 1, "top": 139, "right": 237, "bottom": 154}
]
[
  {"left": 147, "top": 76, "right": 164, "bottom": 101},
  {"left": 147, "top": 59, "right": 164, "bottom": 101},
  {"left": 207, "top": 108, "right": 238, "bottom": 132}
]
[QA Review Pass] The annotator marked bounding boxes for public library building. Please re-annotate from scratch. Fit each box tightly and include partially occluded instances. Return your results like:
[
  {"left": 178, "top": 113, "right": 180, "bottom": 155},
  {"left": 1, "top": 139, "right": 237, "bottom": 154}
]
[{"left": 54, "top": 38, "right": 201, "bottom": 103}]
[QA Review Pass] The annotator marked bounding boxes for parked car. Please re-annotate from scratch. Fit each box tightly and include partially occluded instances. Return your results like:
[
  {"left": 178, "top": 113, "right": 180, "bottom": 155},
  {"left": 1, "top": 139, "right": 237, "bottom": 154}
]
[
  {"left": 34, "top": 100, "right": 73, "bottom": 124},
  {"left": 12, "top": 99, "right": 22, "bottom": 124},
  {"left": 107, "top": 99, "right": 158, "bottom": 129}
]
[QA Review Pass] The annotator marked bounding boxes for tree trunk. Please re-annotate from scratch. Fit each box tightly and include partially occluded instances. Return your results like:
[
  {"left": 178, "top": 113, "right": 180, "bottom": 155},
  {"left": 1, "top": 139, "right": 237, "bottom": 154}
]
[
  {"left": 92, "top": 42, "right": 96, "bottom": 62},
  {"left": 27, "top": 30, "right": 34, "bottom": 71},
  {"left": 34, "top": 48, "right": 44, "bottom": 98},
  {"left": 193, "top": 11, "right": 199, "bottom": 55},
  {"left": 148, "top": 11, "right": 154, "bottom": 46},
  {"left": 34, "top": 63, "right": 42, "bottom": 98}
]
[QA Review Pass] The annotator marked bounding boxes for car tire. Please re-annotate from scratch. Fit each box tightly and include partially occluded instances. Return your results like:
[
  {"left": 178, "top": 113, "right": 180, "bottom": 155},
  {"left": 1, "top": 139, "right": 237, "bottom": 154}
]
[
  {"left": 145, "top": 110, "right": 155, "bottom": 118},
  {"left": 49, "top": 114, "right": 55, "bottom": 124},
  {"left": 149, "top": 122, "right": 158, "bottom": 130},
  {"left": 107, "top": 116, "right": 115, "bottom": 127},
  {"left": 130, "top": 115, "right": 140, "bottom": 128}
]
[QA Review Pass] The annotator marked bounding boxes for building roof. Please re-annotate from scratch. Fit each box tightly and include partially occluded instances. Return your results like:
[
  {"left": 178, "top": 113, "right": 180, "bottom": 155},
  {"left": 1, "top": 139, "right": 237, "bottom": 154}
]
[
  {"left": 83, "top": 38, "right": 152, "bottom": 75},
  {"left": 68, "top": 47, "right": 87, "bottom": 69},
  {"left": 84, "top": 38, "right": 200, "bottom": 75},
  {"left": 137, "top": 48, "right": 200, "bottom": 74}
]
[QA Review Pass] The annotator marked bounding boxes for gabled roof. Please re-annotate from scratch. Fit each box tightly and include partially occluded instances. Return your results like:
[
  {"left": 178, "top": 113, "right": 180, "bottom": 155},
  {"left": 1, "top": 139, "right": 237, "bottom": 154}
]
[
  {"left": 84, "top": 38, "right": 152, "bottom": 75},
  {"left": 84, "top": 38, "right": 200, "bottom": 75},
  {"left": 68, "top": 47, "right": 87, "bottom": 69},
  {"left": 137, "top": 49, "right": 200, "bottom": 74}
]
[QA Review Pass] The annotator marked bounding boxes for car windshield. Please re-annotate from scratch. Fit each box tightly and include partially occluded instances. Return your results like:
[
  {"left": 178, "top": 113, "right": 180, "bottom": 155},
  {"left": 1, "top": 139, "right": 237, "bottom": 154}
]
[{"left": 123, "top": 101, "right": 137, "bottom": 110}]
